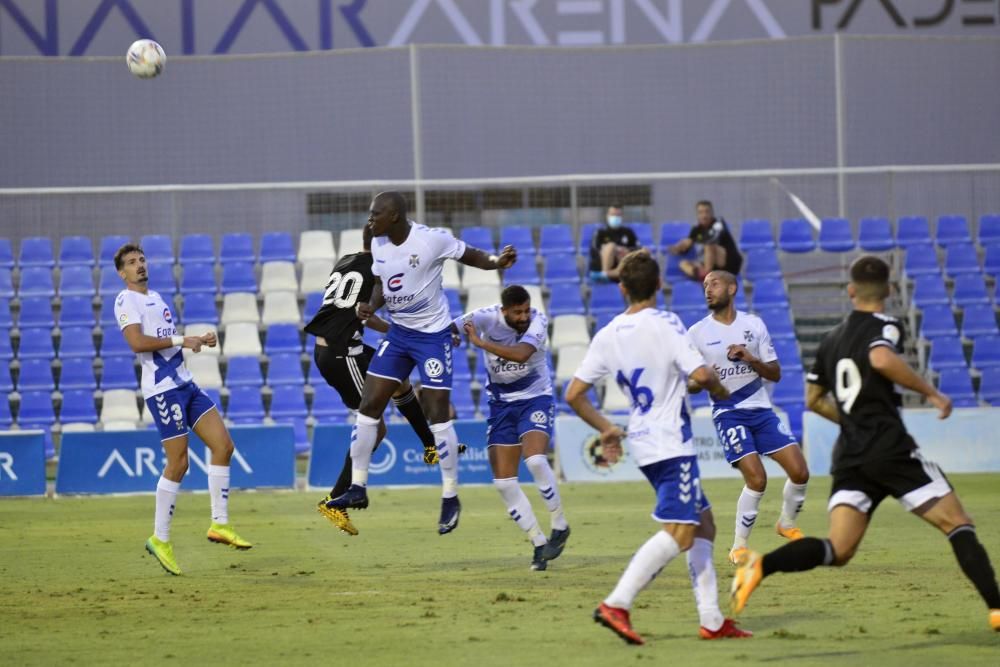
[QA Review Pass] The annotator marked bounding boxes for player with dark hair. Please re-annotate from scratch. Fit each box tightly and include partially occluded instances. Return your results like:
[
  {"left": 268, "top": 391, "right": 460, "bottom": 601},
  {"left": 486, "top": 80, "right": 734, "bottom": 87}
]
[
  {"left": 307, "top": 225, "right": 440, "bottom": 536},
  {"left": 668, "top": 200, "right": 742, "bottom": 280},
  {"left": 731, "top": 255, "right": 1000, "bottom": 633},
  {"left": 566, "top": 250, "right": 751, "bottom": 643},
  {"left": 114, "top": 244, "right": 251, "bottom": 575}
]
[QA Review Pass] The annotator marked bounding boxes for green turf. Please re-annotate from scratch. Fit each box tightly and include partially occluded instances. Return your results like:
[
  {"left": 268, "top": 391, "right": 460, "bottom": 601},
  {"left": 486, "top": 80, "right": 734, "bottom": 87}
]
[{"left": 1, "top": 474, "right": 998, "bottom": 666}]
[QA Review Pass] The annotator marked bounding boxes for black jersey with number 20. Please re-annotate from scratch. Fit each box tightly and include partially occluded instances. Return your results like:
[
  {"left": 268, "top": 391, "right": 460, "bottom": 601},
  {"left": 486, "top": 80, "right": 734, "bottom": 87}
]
[
  {"left": 304, "top": 252, "right": 376, "bottom": 355},
  {"left": 807, "top": 310, "right": 916, "bottom": 471}
]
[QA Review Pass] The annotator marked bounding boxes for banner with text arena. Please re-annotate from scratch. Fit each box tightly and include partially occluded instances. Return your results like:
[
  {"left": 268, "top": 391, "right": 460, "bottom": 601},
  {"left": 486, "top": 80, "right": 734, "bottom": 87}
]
[{"left": 0, "top": 431, "right": 47, "bottom": 497}]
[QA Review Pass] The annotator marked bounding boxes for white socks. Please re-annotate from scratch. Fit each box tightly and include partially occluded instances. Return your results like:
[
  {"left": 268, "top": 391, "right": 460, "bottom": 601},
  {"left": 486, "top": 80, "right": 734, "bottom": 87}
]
[
  {"left": 494, "top": 477, "right": 546, "bottom": 547},
  {"left": 686, "top": 537, "right": 724, "bottom": 631},
  {"left": 779, "top": 480, "right": 808, "bottom": 529},
  {"left": 734, "top": 486, "right": 764, "bottom": 548},
  {"left": 350, "top": 413, "right": 381, "bottom": 487},
  {"left": 154, "top": 476, "right": 180, "bottom": 542},
  {"left": 430, "top": 421, "right": 459, "bottom": 499},
  {"left": 524, "top": 454, "right": 568, "bottom": 531},
  {"left": 208, "top": 464, "right": 230, "bottom": 524},
  {"left": 605, "top": 531, "right": 681, "bottom": 610}
]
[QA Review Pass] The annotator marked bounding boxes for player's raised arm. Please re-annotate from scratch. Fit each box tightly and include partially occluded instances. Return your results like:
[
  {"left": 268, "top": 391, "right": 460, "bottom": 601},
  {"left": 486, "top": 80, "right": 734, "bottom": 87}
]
[
  {"left": 869, "top": 346, "right": 952, "bottom": 419},
  {"left": 459, "top": 244, "right": 517, "bottom": 270},
  {"left": 688, "top": 365, "right": 730, "bottom": 401},
  {"left": 121, "top": 323, "right": 204, "bottom": 354}
]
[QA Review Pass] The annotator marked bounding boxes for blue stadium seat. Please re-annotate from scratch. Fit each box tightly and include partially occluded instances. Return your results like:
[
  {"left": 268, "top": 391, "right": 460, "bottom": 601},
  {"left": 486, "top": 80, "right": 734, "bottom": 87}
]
[
  {"left": 978, "top": 214, "right": 1000, "bottom": 247},
  {"left": 461, "top": 226, "right": 495, "bottom": 253},
  {"left": 59, "top": 389, "right": 98, "bottom": 424},
  {"left": 18, "top": 357, "right": 55, "bottom": 392},
  {"left": 670, "top": 281, "right": 705, "bottom": 311},
  {"left": 663, "top": 245, "right": 698, "bottom": 282},
  {"left": 18, "top": 327, "right": 55, "bottom": 360},
  {"left": 896, "top": 216, "right": 931, "bottom": 248},
  {"left": 675, "top": 309, "right": 701, "bottom": 329},
  {"left": 179, "top": 234, "right": 215, "bottom": 265},
  {"left": 548, "top": 283, "right": 585, "bottom": 317},
  {"left": 773, "top": 338, "right": 802, "bottom": 371},
  {"left": 818, "top": 218, "right": 855, "bottom": 252},
  {"left": 935, "top": 215, "right": 971, "bottom": 247},
  {"left": 0, "top": 239, "right": 13, "bottom": 269},
  {"left": 264, "top": 323, "right": 301, "bottom": 355},
  {"left": 980, "top": 372, "right": 1000, "bottom": 406},
  {"left": 0, "top": 395, "right": 11, "bottom": 427},
  {"left": 260, "top": 232, "right": 296, "bottom": 263},
  {"left": 226, "top": 386, "right": 265, "bottom": 423},
  {"left": 0, "top": 268, "right": 14, "bottom": 298},
  {"left": 182, "top": 292, "right": 219, "bottom": 325},
  {"left": 59, "top": 326, "right": 96, "bottom": 359},
  {"left": 755, "top": 307, "right": 795, "bottom": 340},
  {"left": 578, "top": 222, "right": 602, "bottom": 256},
  {"left": 0, "top": 360, "right": 11, "bottom": 392},
  {"left": 858, "top": 217, "right": 895, "bottom": 251},
  {"left": 778, "top": 219, "right": 816, "bottom": 253},
  {"left": 220, "top": 233, "right": 255, "bottom": 265},
  {"left": 58, "top": 296, "right": 96, "bottom": 328},
  {"left": 971, "top": 335, "right": 1000, "bottom": 372},
  {"left": 0, "top": 299, "right": 10, "bottom": 329},
  {"left": 961, "top": 304, "right": 999, "bottom": 339},
  {"left": 310, "top": 381, "right": 350, "bottom": 424},
  {"left": 19, "top": 237, "right": 55, "bottom": 268},
  {"left": 630, "top": 222, "right": 655, "bottom": 249},
  {"left": 99, "top": 265, "right": 123, "bottom": 296},
  {"left": 140, "top": 234, "right": 174, "bottom": 264},
  {"left": 903, "top": 243, "right": 941, "bottom": 277},
  {"left": 18, "top": 296, "right": 54, "bottom": 328},
  {"left": 59, "top": 357, "right": 97, "bottom": 391},
  {"left": 587, "top": 283, "right": 623, "bottom": 316},
  {"left": 147, "top": 261, "right": 177, "bottom": 298},
  {"left": 928, "top": 336, "right": 967, "bottom": 370},
  {"left": 937, "top": 368, "right": 977, "bottom": 406},
  {"left": 658, "top": 221, "right": 691, "bottom": 254},
  {"left": 18, "top": 390, "right": 55, "bottom": 427},
  {"left": 451, "top": 380, "right": 476, "bottom": 419},
  {"left": 59, "top": 236, "right": 95, "bottom": 267},
  {"left": 738, "top": 219, "right": 775, "bottom": 250},
  {"left": 180, "top": 264, "right": 218, "bottom": 294},
  {"left": 539, "top": 224, "right": 574, "bottom": 256},
  {"left": 543, "top": 259, "right": 580, "bottom": 285},
  {"left": 952, "top": 274, "right": 991, "bottom": 308},
  {"left": 452, "top": 352, "right": 472, "bottom": 382},
  {"left": 0, "top": 328, "right": 12, "bottom": 362},
  {"left": 99, "top": 295, "right": 119, "bottom": 327},
  {"left": 944, "top": 243, "right": 981, "bottom": 277},
  {"left": 500, "top": 226, "right": 535, "bottom": 254},
  {"left": 912, "top": 274, "right": 951, "bottom": 308},
  {"left": 771, "top": 369, "right": 804, "bottom": 407},
  {"left": 444, "top": 288, "right": 463, "bottom": 319},
  {"left": 269, "top": 384, "right": 308, "bottom": 419},
  {"left": 58, "top": 265, "right": 95, "bottom": 297},
  {"left": 592, "top": 310, "right": 616, "bottom": 333},
  {"left": 99, "top": 331, "right": 133, "bottom": 358},
  {"left": 303, "top": 292, "right": 324, "bottom": 321},
  {"left": 99, "top": 235, "right": 130, "bottom": 266},
  {"left": 744, "top": 248, "right": 783, "bottom": 281},
  {"left": 221, "top": 262, "right": 257, "bottom": 293},
  {"left": 502, "top": 260, "right": 541, "bottom": 286},
  {"left": 750, "top": 279, "right": 788, "bottom": 309},
  {"left": 984, "top": 245, "right": 1000, "bottom": 278},
  {"left": 225, "top": 356, "right": 264, "bottom": 388},
  {"left": 919, "top": 304, "right": 958, "bottom": 340},
  {"left": 201, "top": 388, "right": 222, "bottom": 410},
  {"left": 18, "top": 267, "right": 55, "bottom": 297},
  {"left": 267, "top": 353, "right": 304, "bottom": 386},
  {"left": 100, "top": 356, "right": 138, "bottom": 390}
]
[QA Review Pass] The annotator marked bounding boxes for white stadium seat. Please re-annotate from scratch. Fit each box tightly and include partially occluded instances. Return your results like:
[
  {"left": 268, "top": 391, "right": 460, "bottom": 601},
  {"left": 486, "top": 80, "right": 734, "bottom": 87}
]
[
  {"left": 554, "top": 344, "right": 588, "bottom": 385},
  {"left": 183, "top": 323, "right": 220, "bottom": 357},
  {"left": 186, "top": 354, "right": 223, "bottom": 389},
  {"left": 550, "top": 314, "right": 590, "bottom": 348},
  {"left": 602, "top": 379, "right": 631, "bottom": 413},
  {"left": 220, "top": 292, "right": 260, "bottom": 328},
  {"left": 222, "top": 322, "right": 263, "bottom": 357},
  {"left": 261, "top": 291, "right": 300, "bottom": 326},
  {"left": 524, "top": 285, "right": 546, "bottom": 316},
  {"left": 338, "top": 229, "right": 363, "bottom": 256},
  {"left": 259, "top": 261, "right": 298, "bottom": 293},
  {"left": 465, "top": 285, "right": 501, "bottom": 313},
  {"left": 441, "top": 262, "right": 461, "bottom": 290},
  {"left": 60, "top": 422, "right": 96, "bottom": 433},
  {"left": 461, "top": 266, "right": 501, "bottom": 289},
  {"left": 100, "top": 389, "right": 141, "bottom": 424},
  {"left": 102, "top": 420, "right": 138, "bottom": 432},
  {"left": 299, "top": 259, "right": 333, "bottom": 295},
  {"left": 298, "top": 230, "right": 336, "bottom": 264}
]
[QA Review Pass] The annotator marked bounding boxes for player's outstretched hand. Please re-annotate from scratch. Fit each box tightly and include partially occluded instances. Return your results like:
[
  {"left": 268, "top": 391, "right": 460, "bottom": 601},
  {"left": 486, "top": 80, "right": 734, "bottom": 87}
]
[
  {"left": 600, "top": 425, "right": 625, "bottom": 463},
  {"left": 200, "top": 331, "right": 218, "bottom": 348},
  {"left": 356, "top": 302, "right": 375, "bottom": 322},
  {"left": 496, "top": 245, "right": 517, "bottom": 269},
  {"left": 463, "top": 321, "right": 482, "bottom": 347},
  {"left": 929, "top": 391, "right": 952, "bottom": 420},
  {"left": 184, "top": 336, "right": 203, "bottom": 353}
]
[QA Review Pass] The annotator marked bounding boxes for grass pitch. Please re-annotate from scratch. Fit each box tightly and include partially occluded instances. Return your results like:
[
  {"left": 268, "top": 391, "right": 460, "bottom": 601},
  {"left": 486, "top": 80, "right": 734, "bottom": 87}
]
[{"left": 1, "top": 474, "right": 998, "bottom": 666}]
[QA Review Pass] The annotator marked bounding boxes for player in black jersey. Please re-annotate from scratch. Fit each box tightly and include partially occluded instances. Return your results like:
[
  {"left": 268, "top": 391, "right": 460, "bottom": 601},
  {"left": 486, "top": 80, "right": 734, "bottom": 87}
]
[
  {"left": 306, "top": 225, "right": 439, "bottom": 535},
  {"left": 730, "top": 256, "right": 1000, "bottom": 632}
]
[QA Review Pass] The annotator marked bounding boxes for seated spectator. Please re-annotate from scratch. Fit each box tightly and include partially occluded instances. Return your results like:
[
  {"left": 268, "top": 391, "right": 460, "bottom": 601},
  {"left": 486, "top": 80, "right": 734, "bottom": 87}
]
[
  {"left": 668, "top": 200, "right": 743, "bottom": 280},
  {"left": 588, "top": 203, "right": 639, "bottom": 282}
]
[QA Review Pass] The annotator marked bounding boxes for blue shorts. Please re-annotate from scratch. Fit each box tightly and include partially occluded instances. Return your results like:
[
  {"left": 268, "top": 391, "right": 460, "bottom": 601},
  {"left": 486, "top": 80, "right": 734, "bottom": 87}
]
[
  {"left": 640, "top": 455, "right": 710, "bottom": 524},
  {"left": 486, "top": 395, "right": 554, "bottom": 446},
  {"left": 146, "top": 382, "right": 216, "bottom": 441},
  {"left": 366, "top": 324, "right": 453, "bottom": 390},
  {"left": 713, "top": 408, "right": 799, "bottom": 465}
]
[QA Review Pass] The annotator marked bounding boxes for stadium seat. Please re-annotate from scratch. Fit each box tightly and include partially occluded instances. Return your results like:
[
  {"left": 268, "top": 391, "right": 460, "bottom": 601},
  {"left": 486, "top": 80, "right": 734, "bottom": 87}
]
[
  {"left": 554, "top": 344, "right": 588, "bottom": 385},
  {"left": 818, "top": 218, "right": 855, "bottom": 252},
  {"left": 226, "top": 386, "right": 265, "bottom": 423},
  {"left": 225, "top": 356, "right": 263, "bottom": 388},
  {"left": 772, "top": 338, "right": 802, "bottom": 371},
  {"left": 58, "top": 295, "right": 96, "bottom": 327},
  {"left": 928, "top": 336, "right": 967, "bottom": 370},
  {"left": 578, "top": 223, "right": 602, "bottom": 256},
  {"left": 17, "top": 328, "right": 55, "bottom": 360},
  {"left": 451, "top": 381, "right": 477, "bottom": 420},
  {"left": 220, "top": 233, "right": 255, "bottom": 265},
  {"left": 984, "top": 245, "right": 1000, "bottom": 278},
  {"left": 918, "top": 304, "right": 959, "bottom": 340},
  {"left": 670, "top": 281, "right": 706, "bottom": 311},
  {"left": 18, "top": 267, "right": 55, "bottom": 297},
  {"left": 500, "top": 226, "right": 535, "bottom": 254},
  {"left": 58, "top": 326, "right": 96, "bottom": 359},
  {"left": 444, "top": 288, "right": 463, "bottom": 319},
  {"left": 896, "top": 216, "right": 932, "bottom": 248},
  {"left": 0, "top": 363, "right": 12, "bottom": 393},
  {"left": 937, "top": 368, "right": 977, "bottom": 406},
  {"left": 310, "top": 381, "right": 350, "bottom": 424},
  {"left": 298, "top": 230, "right": 336, "bottom": 264},
  {"left": 738, "top": 219, "right": 775, "bottom": 250},
  {"left": 147, "top": 261, "right": 176, "bottom": 298},
  {"left": 981, "top": 372, "right": 1000, "bottom": 406},
  {"left": 0, "top": 395, "right": 11, "bottom": 428},
  {"left": 261, "top": 291, "right": 300, "bottom": 326},
  {"left": 98, "top": 294, "right": 117, "bottom": 326},
  {"left": 961, "top": 304, "right": 999, "bottom": 339},
  {"left": 60, "top": 389, "right": 98, "bottom": 424},
  {"left": 542, "top": 259, "right": 579, "bottom": 285},
  {"left": 447, "top": 352, "right": 470, "bottom": 383},
  {"left": 944, "top": 243, "right": 981, "bottom": 277},
  {"left": 978, "top": 214, "right": 1000, "bottom": 247},
  {"left": 269, "top": 384, "right": 308, "bottom": 420},
  {"left": 0, "top": 329, "right": 12, "bottom": 362},
  {"left": 140, "top": 235, "right": 174, "bottom": 264},
  {"left": 551, "top": 315, "right": 590, "bottom": 348},
  {"left": 260, "top": 232, "right": 296, "bottom": 263},
  {"left": 267, "top": 353, "right": 305, "bottom": 386},
  {"left": 630, "top": 222, "right": 655, "bottom": 249},
  {"left": 180, "top": 264, "right": 217, "bottom": 294},
  {"left": 523, "top": 285, "right": 546, "bottom": 315},
  {"left": 17, "top": 296, "right": 54, "bottom": 329},
  {"left": 18, "top": 390, "right": 55, "bottom": 426},
  {"left": 17, "top": 358, "right": 55, "bottom": 391},
  {"left": 744, "top": 248, "right": 783, "bottom": 281},
  {"left": 912, "top": 274, "right": 951, "bottom": 308},
  {"left": 186, "top": 354, "right": 223, "bottom": 390},
  {"left": 100, "top": 329, "right": 134, "bottom": 358},
  {"left": 58, "top": 357, "right": 97, "bottom": 391},
  {"left": 657, "top": 221, "right": 690, "bottom": 254},
  {"left": 440, "top": 262, "right": 461, "bottom": 290},
  {"left": 300, "top": 259, "right": 333, "bottom": 295},
  {"left": 100, "top": 356, "right": 138, "bottom": 390},
  {"left": 99, "top": 235, "right": 130, "bottom": 266},
  {"left": 100, "top": 389, "right": 140, "bottom": 424},
  {"left": 588, "top": 283, "right": 624, "bottom": 316},
  {"left": 951, "top": 274, "right": 991, "bottom": 307},
  {"left": 778, "top": 219, "right": 815, "bottom": 253},
  {"left": 970, "top": 335, "right": 1000, "bottom": 372},
  {"left": 502, "top": 260, "right": 541, "bottom": 286},
  {"left": 462, "top": 265, "right": 502, "bottom": 289},
  {"left": 338, "top": 229, "right": 363, "bottom": 256},
  {"left": 264, "top": 323, "right": 301, "bottom": 355},
  {"left": 302, "top": 292, "right": 324, "bottom": 322},
  {"left": 0, "top": 300, "right": 10, "bottom": 330},
  {"left": 99, "top": 266, "right": 122, "bottom": 296},
  {"left": 220, "top": 293, "right": 260, "bottom": 328},
  {"left": 0, "top": 239, "right": 13, "bottom": 269},
  {"left": 221, "top": 262, "right": 257, "bottom": 293},
  {"left": 181, "top": 292, "right": 219, "bottom": 325},
  {"left": 59, "top": 236, "right": 95, "bottom": 267},
  {"left": 903, "top": 243, "right": 941, "bottom": 277},
  {"left": 58, "top": 265, "right": 95, "bottom": 297},
  {"left": 18, "top": 237, "right": 55, "bottom": 268},
  {"left": 0, "top": 268, "right": 13, "bottom": 298},
  {"left": 260, "top": 262, "right": 298, "bottom": 294},
  {"left": 935, "top": 215, "right": 971, "bottom": 247},
  {"left": 771, "top": 370, "right": 805, "bottom": 407},
  {"left": 749, "top": 278, "right": 789, "bottom": 309},
  {"left": 543, "top": 283, "right": 583, "bottom": 317},
  {"left": 465, "top": 285, "right": 502, "bottom": 314},
  {"left": 539, "top": 224, "right": 574, "bottom": 257},
  {"left": 461, "top": 226, "right": 495, "bottom": 253},
  {"left": 858, "top": 217, "right": 895, "bottom": 251},
  {"left": 221, "top": 322, "right": 262, "bottom": 357},
  {"left": 179, "top": 234, "right": 215, "bottom": 265}
]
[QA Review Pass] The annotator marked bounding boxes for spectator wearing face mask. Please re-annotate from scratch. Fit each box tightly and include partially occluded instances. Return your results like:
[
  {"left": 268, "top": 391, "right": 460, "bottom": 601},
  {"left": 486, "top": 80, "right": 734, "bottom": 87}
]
[{"left": 588, "top": 204, "right": 640, "bottom": 282}]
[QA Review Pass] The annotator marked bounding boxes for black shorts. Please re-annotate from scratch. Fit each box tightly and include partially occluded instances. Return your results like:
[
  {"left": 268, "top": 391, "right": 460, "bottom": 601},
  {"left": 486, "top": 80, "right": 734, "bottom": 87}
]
[
  {"left": 313, "top": 345, "right": 374, "bottom": 411},
  {"left": 828, "top": 449, "right": 953, "bottom": 516}
]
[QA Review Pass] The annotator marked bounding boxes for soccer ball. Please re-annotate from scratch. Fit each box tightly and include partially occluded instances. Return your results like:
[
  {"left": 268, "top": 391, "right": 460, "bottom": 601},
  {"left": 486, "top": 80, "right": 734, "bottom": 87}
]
[{"left": 126, "top": 39, "right": 165, "bottom": 79}]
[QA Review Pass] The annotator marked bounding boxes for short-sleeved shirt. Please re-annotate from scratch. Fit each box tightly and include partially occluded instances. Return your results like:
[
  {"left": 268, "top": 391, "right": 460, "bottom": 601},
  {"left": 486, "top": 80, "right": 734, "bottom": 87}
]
[
  {"left": 371, "top": 223, "right": 466, "bottom": 332},
  {"left": 589, "top": 226, "right": 639, "bottom": 271},
  {"left": 687, "top": 310, "right": 777, "bottom": 416},
  {"left": 574, "top": 308, "right": 707, "bottom": 466},
  {"left": 114, "top": 288, "right": 193, "bottom": 399},
  {"left": 458, "top": 305, "right": 552, "bottom": 403},
  {"left": 304, "top": 252, "right": 375, "bottom": 356},
  {"left": 807, "top": 310, "right": 915, "bottom": 471},
  {"left": 688, "top": 218, "right": 742, "bottom": 274}
]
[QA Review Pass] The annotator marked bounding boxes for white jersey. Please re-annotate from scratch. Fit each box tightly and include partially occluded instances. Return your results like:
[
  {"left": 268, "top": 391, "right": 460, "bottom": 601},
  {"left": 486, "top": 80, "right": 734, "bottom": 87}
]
[
  {"left": 459, "top": 305, "right": 552, "bottom": 403},
  {"left": 574, "top": 308, "right": 707, "bottom": 466},
  {"left": 114, "top": 288, "right": 192, "bottom": 399},
  {"left": 371, "top": 223, "right": 466, "bottom": 333},
  {"left": 687, "top": 310, "right": 777, "bottom": 417}
]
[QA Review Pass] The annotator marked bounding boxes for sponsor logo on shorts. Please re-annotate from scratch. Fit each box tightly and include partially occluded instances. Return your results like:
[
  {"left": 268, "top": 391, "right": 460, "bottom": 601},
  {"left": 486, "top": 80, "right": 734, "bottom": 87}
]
[
  {"left": 424, "top": 358, "right": 444, "bottom": 378},
  {"left": 777, "top": 420, "right": 793, "bottom": 437},
  {"left": 530, "top": 410, "right": 548, "bottom": 426},
  {"left": 387, "top": 273, "right": 405, "bottom": 292}
]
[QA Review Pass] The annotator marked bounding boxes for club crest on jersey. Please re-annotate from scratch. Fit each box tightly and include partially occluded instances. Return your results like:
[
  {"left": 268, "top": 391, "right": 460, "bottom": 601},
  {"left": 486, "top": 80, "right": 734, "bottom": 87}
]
[
  {"left": 530, "top": 410, "right": 548, "bottom": 426},
  {"left": 424, "top": 358, "right": 444, "bottom": 378},
  {"left": 387, "top": 273, "right": 405, "bottom": 292},
  {"left": 119, "top": 313, "right": 128, "bottom": 324},
  {"left": 409, "top": 254, "right": 420, "bottom": 268},
  {"left": 743, "top": 330, "right": 754, "bottom": 343},
  {"left": 163, "top": 308, "right": 173, "bottom": 323}
]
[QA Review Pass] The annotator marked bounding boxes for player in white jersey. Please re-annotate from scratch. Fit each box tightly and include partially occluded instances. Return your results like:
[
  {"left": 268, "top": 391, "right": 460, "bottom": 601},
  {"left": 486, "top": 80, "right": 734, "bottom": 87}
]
[
  {"left": 687, "top": 271, "right": 810, "bottom": 564},
  {"left": 326, "top": 191, "right": 517, "bottom": 534},
  {"left": 566, "top": 250, "right": 751, "bottom": 644},
  {"left": 459, "top": 285, "right": 569, "bottom": 571},
  {"left": 113, "top": 244, "right": 252, "bottom": 576}
]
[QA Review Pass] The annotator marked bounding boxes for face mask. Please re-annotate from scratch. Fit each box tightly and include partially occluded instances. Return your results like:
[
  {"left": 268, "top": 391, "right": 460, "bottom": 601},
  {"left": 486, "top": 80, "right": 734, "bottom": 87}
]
[{"left": 607, "top": 215, "right": 623, "bottom": 229}]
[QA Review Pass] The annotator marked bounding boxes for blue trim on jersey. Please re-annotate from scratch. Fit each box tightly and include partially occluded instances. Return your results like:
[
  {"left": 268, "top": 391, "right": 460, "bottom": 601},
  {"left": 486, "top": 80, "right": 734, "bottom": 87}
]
[
  {"left": 680, "top": 400, "right": 693, "bottom": 442},
  {"left": 488, "top": 370, "right": 541, "bottom": 401},
  {"left": 712, "top": 377, "right": 763, "bottom": 410},
  {"left": 153, "top": 351, "right": 183, "bottom": 384}
]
